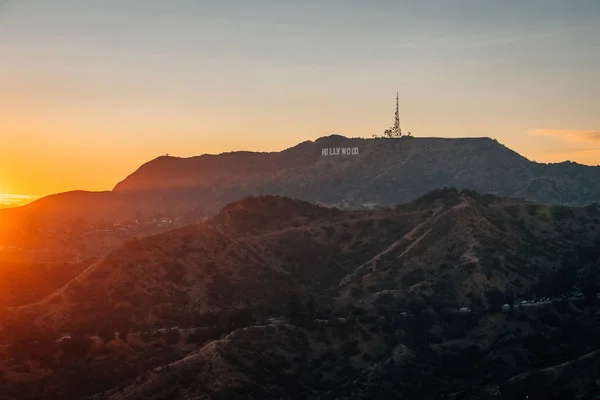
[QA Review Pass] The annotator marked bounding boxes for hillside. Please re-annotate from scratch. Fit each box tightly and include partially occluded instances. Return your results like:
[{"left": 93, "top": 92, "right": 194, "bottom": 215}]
[
  {"left": 2, "top": 135, "right": 600, "bottom": 239},
  {"left": 4, "top": 190, "right": 600, "bottom": 337},
  {"left": 335, "top": 190, "right": 600, "bottom": 312},
  {"left": 0, "top": 261, "right": 91, "bottom": 307},
  {"left": 4, "top": 196, "right": 419, "bottom": 337},
  {"left": 113, "top": 135, "right": 600, "bottom": 209},
  {"left": 2, "top": 190, "right": 600, "bottom": 398}
]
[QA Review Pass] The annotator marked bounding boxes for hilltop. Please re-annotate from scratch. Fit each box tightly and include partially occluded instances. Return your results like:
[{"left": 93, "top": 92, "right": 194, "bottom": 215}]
[
  {"left": 2, "top": 135, "right": 600, "bottom": 240},
  {"left": 113, "top": 135, "right": 600, "bottom": 208}
]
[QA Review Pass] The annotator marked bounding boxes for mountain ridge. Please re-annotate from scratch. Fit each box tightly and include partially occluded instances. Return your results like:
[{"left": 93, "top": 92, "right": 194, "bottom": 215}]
[
  {"left": 2, "top": 135, "right": 599, "bottom": 245},
  {"left": 3, "top": 189, "right": 600, "bottom": 399},
  {"left": 5, "top": 188, "right": 600, "bottom": 338}
]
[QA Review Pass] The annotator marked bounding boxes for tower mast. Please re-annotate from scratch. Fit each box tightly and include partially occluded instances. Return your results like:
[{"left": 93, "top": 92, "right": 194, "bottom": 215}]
[
  {"left": 379, "top": 89, "right": 404, "bottom": 138},
  {"left": 394, "top": 89, "right": 401, "bottom": 136}
]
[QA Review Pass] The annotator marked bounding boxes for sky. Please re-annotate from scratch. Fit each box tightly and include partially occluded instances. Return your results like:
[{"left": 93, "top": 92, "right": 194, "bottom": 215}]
[{"left": 0, "top": 0, "right": 599, "bottom": 205}]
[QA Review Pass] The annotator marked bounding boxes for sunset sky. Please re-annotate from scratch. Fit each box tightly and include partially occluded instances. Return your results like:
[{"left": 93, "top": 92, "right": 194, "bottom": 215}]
[{"left": 1, "top": 0, "right": 599, "bottom": 205}]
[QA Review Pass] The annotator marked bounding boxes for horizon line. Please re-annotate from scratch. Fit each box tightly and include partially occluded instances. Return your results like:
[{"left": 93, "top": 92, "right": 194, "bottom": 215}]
[{"left": 2, "top": 134, "right": 597, "bottom": 203}]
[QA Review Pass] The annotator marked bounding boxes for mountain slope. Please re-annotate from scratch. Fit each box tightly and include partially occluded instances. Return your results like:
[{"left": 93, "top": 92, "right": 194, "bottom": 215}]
[
  {"left": 336, "top": 190, "right": 600, "bottom": 312},
  {"left": 6, "top": 196, "right": 417, "bottom": 336},
  {"left": 114, "top": 135, "right": 600, "bottom": 208},
  {"left": 3, "top": 190, "right": 600, "bottom": 399},
  {"left": 5, "top": 190, "right": 600, "bottom": 339},
  {"left": 2, "top": 135, "right": 600, "bottom": 241}
]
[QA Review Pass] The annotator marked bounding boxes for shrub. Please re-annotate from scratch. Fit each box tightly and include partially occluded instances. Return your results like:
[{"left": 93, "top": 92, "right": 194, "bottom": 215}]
[
  {"left": 316, "top": 334, "right": 330, "bottom": 344},
  {"left": 526, "top": 204, "right": 540, "bottom": 215},
  {"left": 357, "top": 314, "right": 378, "bottom": 324},
  {"left": 11, "top": 363, "right": 32, "bottom": 374},
  {"left": 586, "top": 203, "right": 600, "bottom": 216},
  {"left": 340, "top": 341, "right": 360, "bottom": 357},
  {"left": 141, "top": 332, "right": 152, "bottom": 343},
  {"left": 485, "top": 288, "right": 505, "bottom": 313},
  {"left": 506, "top": 206, "right": 519, "bottom": 219},
  {"left": 165, "top": 328, "right": 181, "bottom": 344},
  {"left": 550, "top": 205, "right": 573, "bottom": 221},
  {"left": 97, "top": 328, "right": 115, "bottom": 343}
]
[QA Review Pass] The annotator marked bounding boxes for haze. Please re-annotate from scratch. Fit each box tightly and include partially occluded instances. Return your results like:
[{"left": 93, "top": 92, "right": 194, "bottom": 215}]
[{"left": 0, "top": 0, "right": 599, "bottom": 204}]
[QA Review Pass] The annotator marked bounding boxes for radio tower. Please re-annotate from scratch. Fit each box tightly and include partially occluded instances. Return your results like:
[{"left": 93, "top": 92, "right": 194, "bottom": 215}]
[
  {"left": 377, "top": 89, "right": 406, "bottom": 138},
  {"left": 392, "top": 89, "right": 402, "bottom": 137}
]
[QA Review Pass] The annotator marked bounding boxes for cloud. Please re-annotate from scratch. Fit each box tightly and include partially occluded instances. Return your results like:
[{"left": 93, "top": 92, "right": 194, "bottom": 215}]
[{"left": 528, "top": 129, "right": 600, "bottom": 144}]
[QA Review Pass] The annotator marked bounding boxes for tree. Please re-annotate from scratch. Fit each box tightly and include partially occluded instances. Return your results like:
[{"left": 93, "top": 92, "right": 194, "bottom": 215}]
[
  {"left": 118, "top": 326, "right": 129, "bottom": 342},
  {"left": 165, "top": 328, "right": 181, "bottom": 344},
  {"left": 558, "top": 262, "right": 578, "bottom": 292},
  {"left": 469, "top": 295, "right": 484, "bottom": 314},
  {"left": 228, "top": 308, "right": 255, "bottom": 328},
  {"left": 406, "top": 297, "right": 427, "bottom": 315},
  {"left": 485, "top": 288, "right": 505, "bottom": 313},
  {"left": 505, "top": 288, "right": 516, "bottom": 311},
  {"left": 194, "top": 311, "right": 219, "bottom": 327},
  {"left": 287, "top": 294, "right": 309, "bottom": 326},
  {"left": 97, "top": 327, "right": 115, "bottom": 343},
  {"left": 141, "top": 332, "right": 152, "bottom": 343},
  {"left": 60, "top": 335, "right": 90, "bottom": 360},
  {"left": 577, "top": 263, "right": 600, "bottom": 305},
  {"left": 306, "top": 295, "right": 318, "bottom": 320},
  {"left": 412, "top": 310, "right": 436, "bottom": 347}
]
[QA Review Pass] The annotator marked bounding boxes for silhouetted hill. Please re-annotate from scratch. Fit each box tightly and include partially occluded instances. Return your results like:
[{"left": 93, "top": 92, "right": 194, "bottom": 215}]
[
  {"left": 114, "top": 135, "right": 600, "bottom": 208},
  {"left": 2, "top": 135, "right": 599, "bottom": 241}
]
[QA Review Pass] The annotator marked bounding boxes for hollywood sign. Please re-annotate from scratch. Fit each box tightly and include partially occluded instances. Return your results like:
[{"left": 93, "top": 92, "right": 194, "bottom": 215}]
[{"left": 321, "top": 147, "right": 359, "bottom": 156}]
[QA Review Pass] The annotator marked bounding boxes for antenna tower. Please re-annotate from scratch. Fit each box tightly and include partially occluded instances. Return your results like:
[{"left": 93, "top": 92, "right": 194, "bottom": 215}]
[
  {"left": 392, "top": 89, "right": 402, "bottom": 136},
  {"left": 377, "top": 89, "right": 406, "bottom": 138}
]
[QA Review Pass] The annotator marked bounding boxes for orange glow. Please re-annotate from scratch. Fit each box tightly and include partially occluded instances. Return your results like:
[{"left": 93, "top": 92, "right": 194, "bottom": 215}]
[
  {"left": 0, "top": 0, "right": 598, "bottom": 203},
  {"left": 0, "top": 194, "right": 39, "bottom": 208},
  {"left": 1, "top": 120, "right": 600, "bottom": 201}
]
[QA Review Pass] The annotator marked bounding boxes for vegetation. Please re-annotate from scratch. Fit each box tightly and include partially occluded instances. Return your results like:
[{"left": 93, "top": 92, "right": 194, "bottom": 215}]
[{"left": 2, "top": 191, "right": 600, "bottom": 399}]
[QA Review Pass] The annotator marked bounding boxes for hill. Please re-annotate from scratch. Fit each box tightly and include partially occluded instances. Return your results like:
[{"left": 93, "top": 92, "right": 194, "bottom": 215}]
[
  {"left": 2, "top": 135, "right": 600, "bottom": 241},
  {"left": 4, "top": 196, "right": 413, "bottom": 337},
  {"left": 335, "top": 190, "right": 600, "bottom": 313},
  {"left": 1, "top": 190, "right": 600, "bottom": 398},
  {"left": 113, "top": 135, "right": 600, "bottom": 209},
  {"left": 0, "top": 260, "right": 92, "bottom": 307},
  {"left": 4, "top": 190, "right": 600, "bottom": 337}
]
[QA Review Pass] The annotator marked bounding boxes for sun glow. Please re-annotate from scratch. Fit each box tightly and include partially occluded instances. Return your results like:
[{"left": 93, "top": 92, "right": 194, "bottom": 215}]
[{"left": 0, "top": 193, "right": 39, "bottom": 208}]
